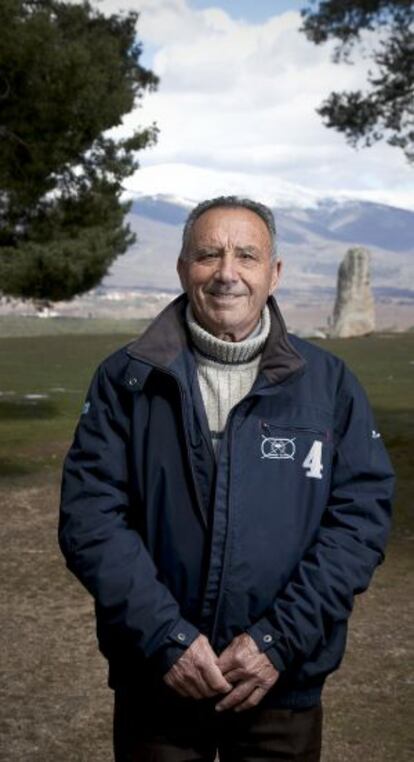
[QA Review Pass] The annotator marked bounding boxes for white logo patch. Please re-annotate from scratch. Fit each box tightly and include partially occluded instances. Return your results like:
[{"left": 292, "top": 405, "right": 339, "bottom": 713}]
[
  {"left": 372, "top": 430, "right": 381, "bottom": 439},
  {"left": 261, "top": 436, "right": 296, "bottom": 460},
  {"left": 81, "top": 400, "right": 91, "bottom": 415}
]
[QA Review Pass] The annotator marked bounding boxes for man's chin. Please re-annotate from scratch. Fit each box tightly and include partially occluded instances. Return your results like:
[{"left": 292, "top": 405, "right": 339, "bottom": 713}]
[{"left": 206, "top": 313, "right": 242, "bottom": 336}]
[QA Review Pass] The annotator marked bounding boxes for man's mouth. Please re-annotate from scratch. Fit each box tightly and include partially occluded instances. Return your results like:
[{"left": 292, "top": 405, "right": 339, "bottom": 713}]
[{"left": 207, "top": 292, "right": 244, "bottom": 299}]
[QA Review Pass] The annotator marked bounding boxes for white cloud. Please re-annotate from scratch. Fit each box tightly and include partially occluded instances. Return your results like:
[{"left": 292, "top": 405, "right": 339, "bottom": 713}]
[{"left": 86, "top": 1, "right": 414, "bottom": 209}]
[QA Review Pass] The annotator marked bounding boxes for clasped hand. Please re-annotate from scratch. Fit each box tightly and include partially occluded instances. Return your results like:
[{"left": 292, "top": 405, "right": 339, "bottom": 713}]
[{"left": 162, "top": 633, "right": 279, "bottom": 712}]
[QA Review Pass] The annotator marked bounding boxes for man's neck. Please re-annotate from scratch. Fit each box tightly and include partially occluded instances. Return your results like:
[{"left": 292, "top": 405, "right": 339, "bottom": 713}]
[{"left": 185, "top": 304, "right": 271, "bottom": 365}]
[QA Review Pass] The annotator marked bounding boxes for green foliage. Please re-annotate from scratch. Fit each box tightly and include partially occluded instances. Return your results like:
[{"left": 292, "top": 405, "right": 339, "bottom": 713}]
[
  {"left": 0, "top": 0, "right": 158, "bottom": 302},
  {"left": 301, "top": 1, "right": 414, "bottom": 162}
]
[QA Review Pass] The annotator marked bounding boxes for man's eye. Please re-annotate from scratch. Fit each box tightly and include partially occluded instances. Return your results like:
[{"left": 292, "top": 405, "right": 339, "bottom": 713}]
[
  {"left": 199, "top": 252, "right": 218, "bottom": 260},
  {"left": 239, "top": 251, "right": 255, "bottom": 260}
]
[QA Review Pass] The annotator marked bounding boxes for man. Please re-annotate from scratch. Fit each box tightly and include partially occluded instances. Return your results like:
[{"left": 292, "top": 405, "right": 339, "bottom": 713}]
[{"left": 59, "top": 196, "right": 395, "bottom": 761}]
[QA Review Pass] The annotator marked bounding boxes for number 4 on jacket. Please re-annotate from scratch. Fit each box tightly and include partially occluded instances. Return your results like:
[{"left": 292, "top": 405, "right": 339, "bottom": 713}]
[{"left": 302, "top": 440, "right": 323, "bottom": 479}]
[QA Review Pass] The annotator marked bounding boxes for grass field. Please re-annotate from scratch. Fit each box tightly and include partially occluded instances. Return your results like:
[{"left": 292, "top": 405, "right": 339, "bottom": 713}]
[{"left": 0, "top": 326, "right": 413, "bottom": 760}]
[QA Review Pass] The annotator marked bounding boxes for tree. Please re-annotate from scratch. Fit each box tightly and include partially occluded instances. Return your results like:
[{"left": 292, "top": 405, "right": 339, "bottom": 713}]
[
  {"left": 301, "top": 1, "right": 414, "bottom": 163},
  {"left": 0, "top": 0, "right": 158, "bottom": 304}
]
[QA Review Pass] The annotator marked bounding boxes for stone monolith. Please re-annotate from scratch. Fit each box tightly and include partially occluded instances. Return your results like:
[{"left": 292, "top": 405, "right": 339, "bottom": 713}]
[{"left": 331, "top": 247, "right": 375, "bottom": 338}]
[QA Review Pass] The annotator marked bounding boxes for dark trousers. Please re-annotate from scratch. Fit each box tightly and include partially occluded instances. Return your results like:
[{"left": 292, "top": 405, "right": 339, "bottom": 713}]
[{"left": 113, "top": 684, "right": 323, "bottom": 761}]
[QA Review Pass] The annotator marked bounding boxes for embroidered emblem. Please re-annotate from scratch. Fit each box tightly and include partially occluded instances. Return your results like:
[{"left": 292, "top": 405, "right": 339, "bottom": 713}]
[
  {"left": 372, "top": 430, "right": 381, "bottom": 439},
  {"left": 81, "top": 400, "right": 91, "bottom": 415},
  {"left": 261, "top": 435, "right": 296, "bottom": 460}
]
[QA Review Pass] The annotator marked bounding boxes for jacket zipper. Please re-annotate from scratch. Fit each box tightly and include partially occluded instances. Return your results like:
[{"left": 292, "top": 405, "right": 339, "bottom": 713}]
[
  {"left": 147, "top": 365, "right": 209, "bottom": 530},
  {"left": 209, "top": 406, "right": 238, "bottom": 648},
  {"left": 175, "top": 376, "right": 209, "bottom": 530},
  {"left": 262, "top": 422, "right": 328, "bottom": 437}
]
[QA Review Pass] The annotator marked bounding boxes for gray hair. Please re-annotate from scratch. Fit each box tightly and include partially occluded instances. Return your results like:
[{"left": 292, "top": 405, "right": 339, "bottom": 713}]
[{"left": 180, "top": 196, "right": 277, "bottom": 260}]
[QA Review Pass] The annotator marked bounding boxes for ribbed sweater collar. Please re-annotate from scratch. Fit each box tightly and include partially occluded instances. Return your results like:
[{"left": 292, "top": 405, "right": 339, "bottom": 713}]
[{"left": 186, "top": 303, "right": 271, "bottom": 365}]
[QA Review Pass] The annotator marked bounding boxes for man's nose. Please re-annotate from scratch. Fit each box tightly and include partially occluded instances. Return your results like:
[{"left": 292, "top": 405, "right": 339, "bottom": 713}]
[{"left": 214, "top": 251, "right": 239, "bottom": 283}]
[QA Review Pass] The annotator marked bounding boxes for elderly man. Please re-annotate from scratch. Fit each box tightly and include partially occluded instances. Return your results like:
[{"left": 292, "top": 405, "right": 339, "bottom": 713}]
[{"left": 59, "top": 196, "right": 395, "bottom": 761}]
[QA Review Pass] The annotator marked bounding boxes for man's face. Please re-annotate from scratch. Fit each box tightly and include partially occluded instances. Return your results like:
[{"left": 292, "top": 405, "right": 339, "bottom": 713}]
[{"left": 177, "top": 206, "right": 282, "bottom": 341}]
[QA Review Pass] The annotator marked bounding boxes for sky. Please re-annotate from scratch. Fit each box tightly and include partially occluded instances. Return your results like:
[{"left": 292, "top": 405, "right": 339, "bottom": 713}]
[{"left": 91, "top": 0, "right": 413, "bottom": 210}]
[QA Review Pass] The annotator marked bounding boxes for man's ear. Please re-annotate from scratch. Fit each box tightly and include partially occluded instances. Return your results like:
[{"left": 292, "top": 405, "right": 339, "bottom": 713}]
[
  {"left": 176, "top": 256, "right": 187, "bottom": 291},
  {"left": 269, "top": 258, "right": 282, "bottom": 293}
]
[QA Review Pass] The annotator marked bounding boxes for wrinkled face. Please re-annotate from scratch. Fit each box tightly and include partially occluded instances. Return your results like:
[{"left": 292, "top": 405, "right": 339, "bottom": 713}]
[{"left": 177, "top": 206, "right": 282, "bottom": 341}]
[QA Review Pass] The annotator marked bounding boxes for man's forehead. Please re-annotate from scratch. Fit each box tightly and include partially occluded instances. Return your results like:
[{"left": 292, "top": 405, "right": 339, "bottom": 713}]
[{"left": 189, "top": 206, "right": 271, "bottom": 244}]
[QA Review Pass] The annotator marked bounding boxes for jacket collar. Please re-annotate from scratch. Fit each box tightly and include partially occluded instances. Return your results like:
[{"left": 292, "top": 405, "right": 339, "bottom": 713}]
[{"left": 125, "top": 292, "right": 305, "bottom": 386}]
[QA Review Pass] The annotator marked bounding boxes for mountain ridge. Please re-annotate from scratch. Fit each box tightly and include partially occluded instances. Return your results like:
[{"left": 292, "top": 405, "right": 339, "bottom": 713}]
[{"left": 102, "top": 194, "right": 414, "bottom": 293}]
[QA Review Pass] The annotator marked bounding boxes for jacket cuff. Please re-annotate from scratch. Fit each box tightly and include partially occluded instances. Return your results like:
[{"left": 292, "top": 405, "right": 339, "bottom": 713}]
[
  {"left": 154, "top": 618, "right": 201, "bottom": 677},
  {"left": 245, "top": 618, "right": 286, "bottom": 673},
  {"left": 155, "top": 644, "right": 189, "bottom": 676}
]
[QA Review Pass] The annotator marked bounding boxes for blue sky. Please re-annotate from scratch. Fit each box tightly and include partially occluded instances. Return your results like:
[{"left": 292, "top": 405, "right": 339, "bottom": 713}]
[{"left": 189, "top": 0, "right": 305, "bottom": 23}]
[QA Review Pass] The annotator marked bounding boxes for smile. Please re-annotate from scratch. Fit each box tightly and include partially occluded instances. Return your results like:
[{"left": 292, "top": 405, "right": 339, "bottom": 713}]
[{"left": 208, "top": 293, "right": 242, "bottom": 300}]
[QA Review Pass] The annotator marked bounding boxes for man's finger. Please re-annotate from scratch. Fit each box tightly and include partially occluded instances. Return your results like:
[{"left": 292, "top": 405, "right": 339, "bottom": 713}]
[
  {"left": 216, "top": 647, "right": 236, "bottom": 673},
  {"left": 233, "top": 686, "right": 265, "bottom": 712},
  {"left": 171, "top": 673, "right": 206, "bottom": 699},
  {"left": 214, "top": 680, "right": 256, "bottom": 712},
  {"left": 190, "top": 668, "right": 228, "bottom": 698},
  {"left": 163, "top": 666, "right": 211, "bottom": 699},
  {"left": 221, "top": 667, "right": 246, "bottom": 683},
  {"left": 182, "top": 681, "right": 205, "bottom": 700},
  {"left": 176, "top": 662, "right": 231, "bottom": 699},
  {"left": 163, "top": 678, "right": 188, "bottom": 698},
  {"left": 200, "top": 662, "right": 233, "bottom": 694}
]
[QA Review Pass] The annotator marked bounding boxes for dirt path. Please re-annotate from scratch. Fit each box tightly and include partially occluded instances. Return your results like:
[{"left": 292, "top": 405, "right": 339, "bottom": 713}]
[{"left": 1, "top": 475, "right": 412, "bottom": 761}]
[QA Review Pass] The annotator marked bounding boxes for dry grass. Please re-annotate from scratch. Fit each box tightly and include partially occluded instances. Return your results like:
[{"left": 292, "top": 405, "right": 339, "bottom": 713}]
[
  {"left": 0, "top": 472, "right": 412, "bottom": 761},
  {"left": 0, "top": 474, "right": 112, "bottom": 761}
]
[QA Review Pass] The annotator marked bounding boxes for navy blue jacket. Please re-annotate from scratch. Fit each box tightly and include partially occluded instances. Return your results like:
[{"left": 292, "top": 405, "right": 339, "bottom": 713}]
[{"left": 58, "top": 294, "right": 395, "bottom": 708}]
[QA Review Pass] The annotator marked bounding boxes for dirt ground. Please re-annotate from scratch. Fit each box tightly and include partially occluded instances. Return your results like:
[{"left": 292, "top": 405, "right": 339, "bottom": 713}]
[{"left": 1, "top": 471, "right": 412, "bottom": 761}]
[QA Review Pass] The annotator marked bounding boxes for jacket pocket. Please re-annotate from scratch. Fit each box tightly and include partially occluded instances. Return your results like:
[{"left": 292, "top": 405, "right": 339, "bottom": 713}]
[
  {"left": 259, "top": 420, "right": 333, "bottom": 482},
  {"left": 261, "top": 421, "right": 330, "bottom": 439}
]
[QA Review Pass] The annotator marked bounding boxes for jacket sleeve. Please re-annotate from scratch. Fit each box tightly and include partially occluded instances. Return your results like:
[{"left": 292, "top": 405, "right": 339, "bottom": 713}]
[
  {"left": 246, "top": 365, "right": 395, "bottom": 673},
  {"left": 58, "top": 361, "right": 200, "bottom": 674}
]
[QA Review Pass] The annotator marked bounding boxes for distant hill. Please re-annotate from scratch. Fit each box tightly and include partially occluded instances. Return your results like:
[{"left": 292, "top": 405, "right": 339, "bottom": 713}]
[{"left": 102, "top": 194, "right": 414, "bottom": 298}]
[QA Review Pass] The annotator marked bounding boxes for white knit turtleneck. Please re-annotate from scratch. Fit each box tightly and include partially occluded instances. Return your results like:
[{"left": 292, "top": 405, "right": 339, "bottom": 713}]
[{"left": 186, "top": 304, "right": 271, "bottom": 459}]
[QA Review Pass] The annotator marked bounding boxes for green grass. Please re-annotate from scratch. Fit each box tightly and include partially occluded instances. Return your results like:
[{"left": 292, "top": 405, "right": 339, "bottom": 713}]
[
  {"left": 313, "top": 334, "right": 414, "bottom": 537},
  {"left": 0, "top": 331, "right": 413, "bottom": 537},
  {"left": 0, "top": 333, "right": 136, "bottom": 479},
  {"left": 0, "top": 315, "right": 149, "bottom": 337}
]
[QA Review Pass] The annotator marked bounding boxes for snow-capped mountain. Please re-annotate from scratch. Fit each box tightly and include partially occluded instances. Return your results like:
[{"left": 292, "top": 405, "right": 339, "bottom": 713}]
[
  {"left": 102, "top": 193, "right": 414, "bottom": 298},
  {"left": 123, "top": 163, "right": 414, "bottom": 213}
]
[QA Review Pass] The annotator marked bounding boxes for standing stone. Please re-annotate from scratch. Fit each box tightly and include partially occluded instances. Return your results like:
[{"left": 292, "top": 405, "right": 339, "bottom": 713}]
[{"left": 331, "top": 247, "right": 375, "bottom": 338}]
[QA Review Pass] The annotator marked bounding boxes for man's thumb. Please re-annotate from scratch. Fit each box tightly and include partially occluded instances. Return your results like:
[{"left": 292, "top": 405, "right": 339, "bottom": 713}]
[
  {"left": 216, "top": 650, "right": 232, "bottom": 672},
  {"left": 204, "top": 659, "right": 232, "bottom": 693}
]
